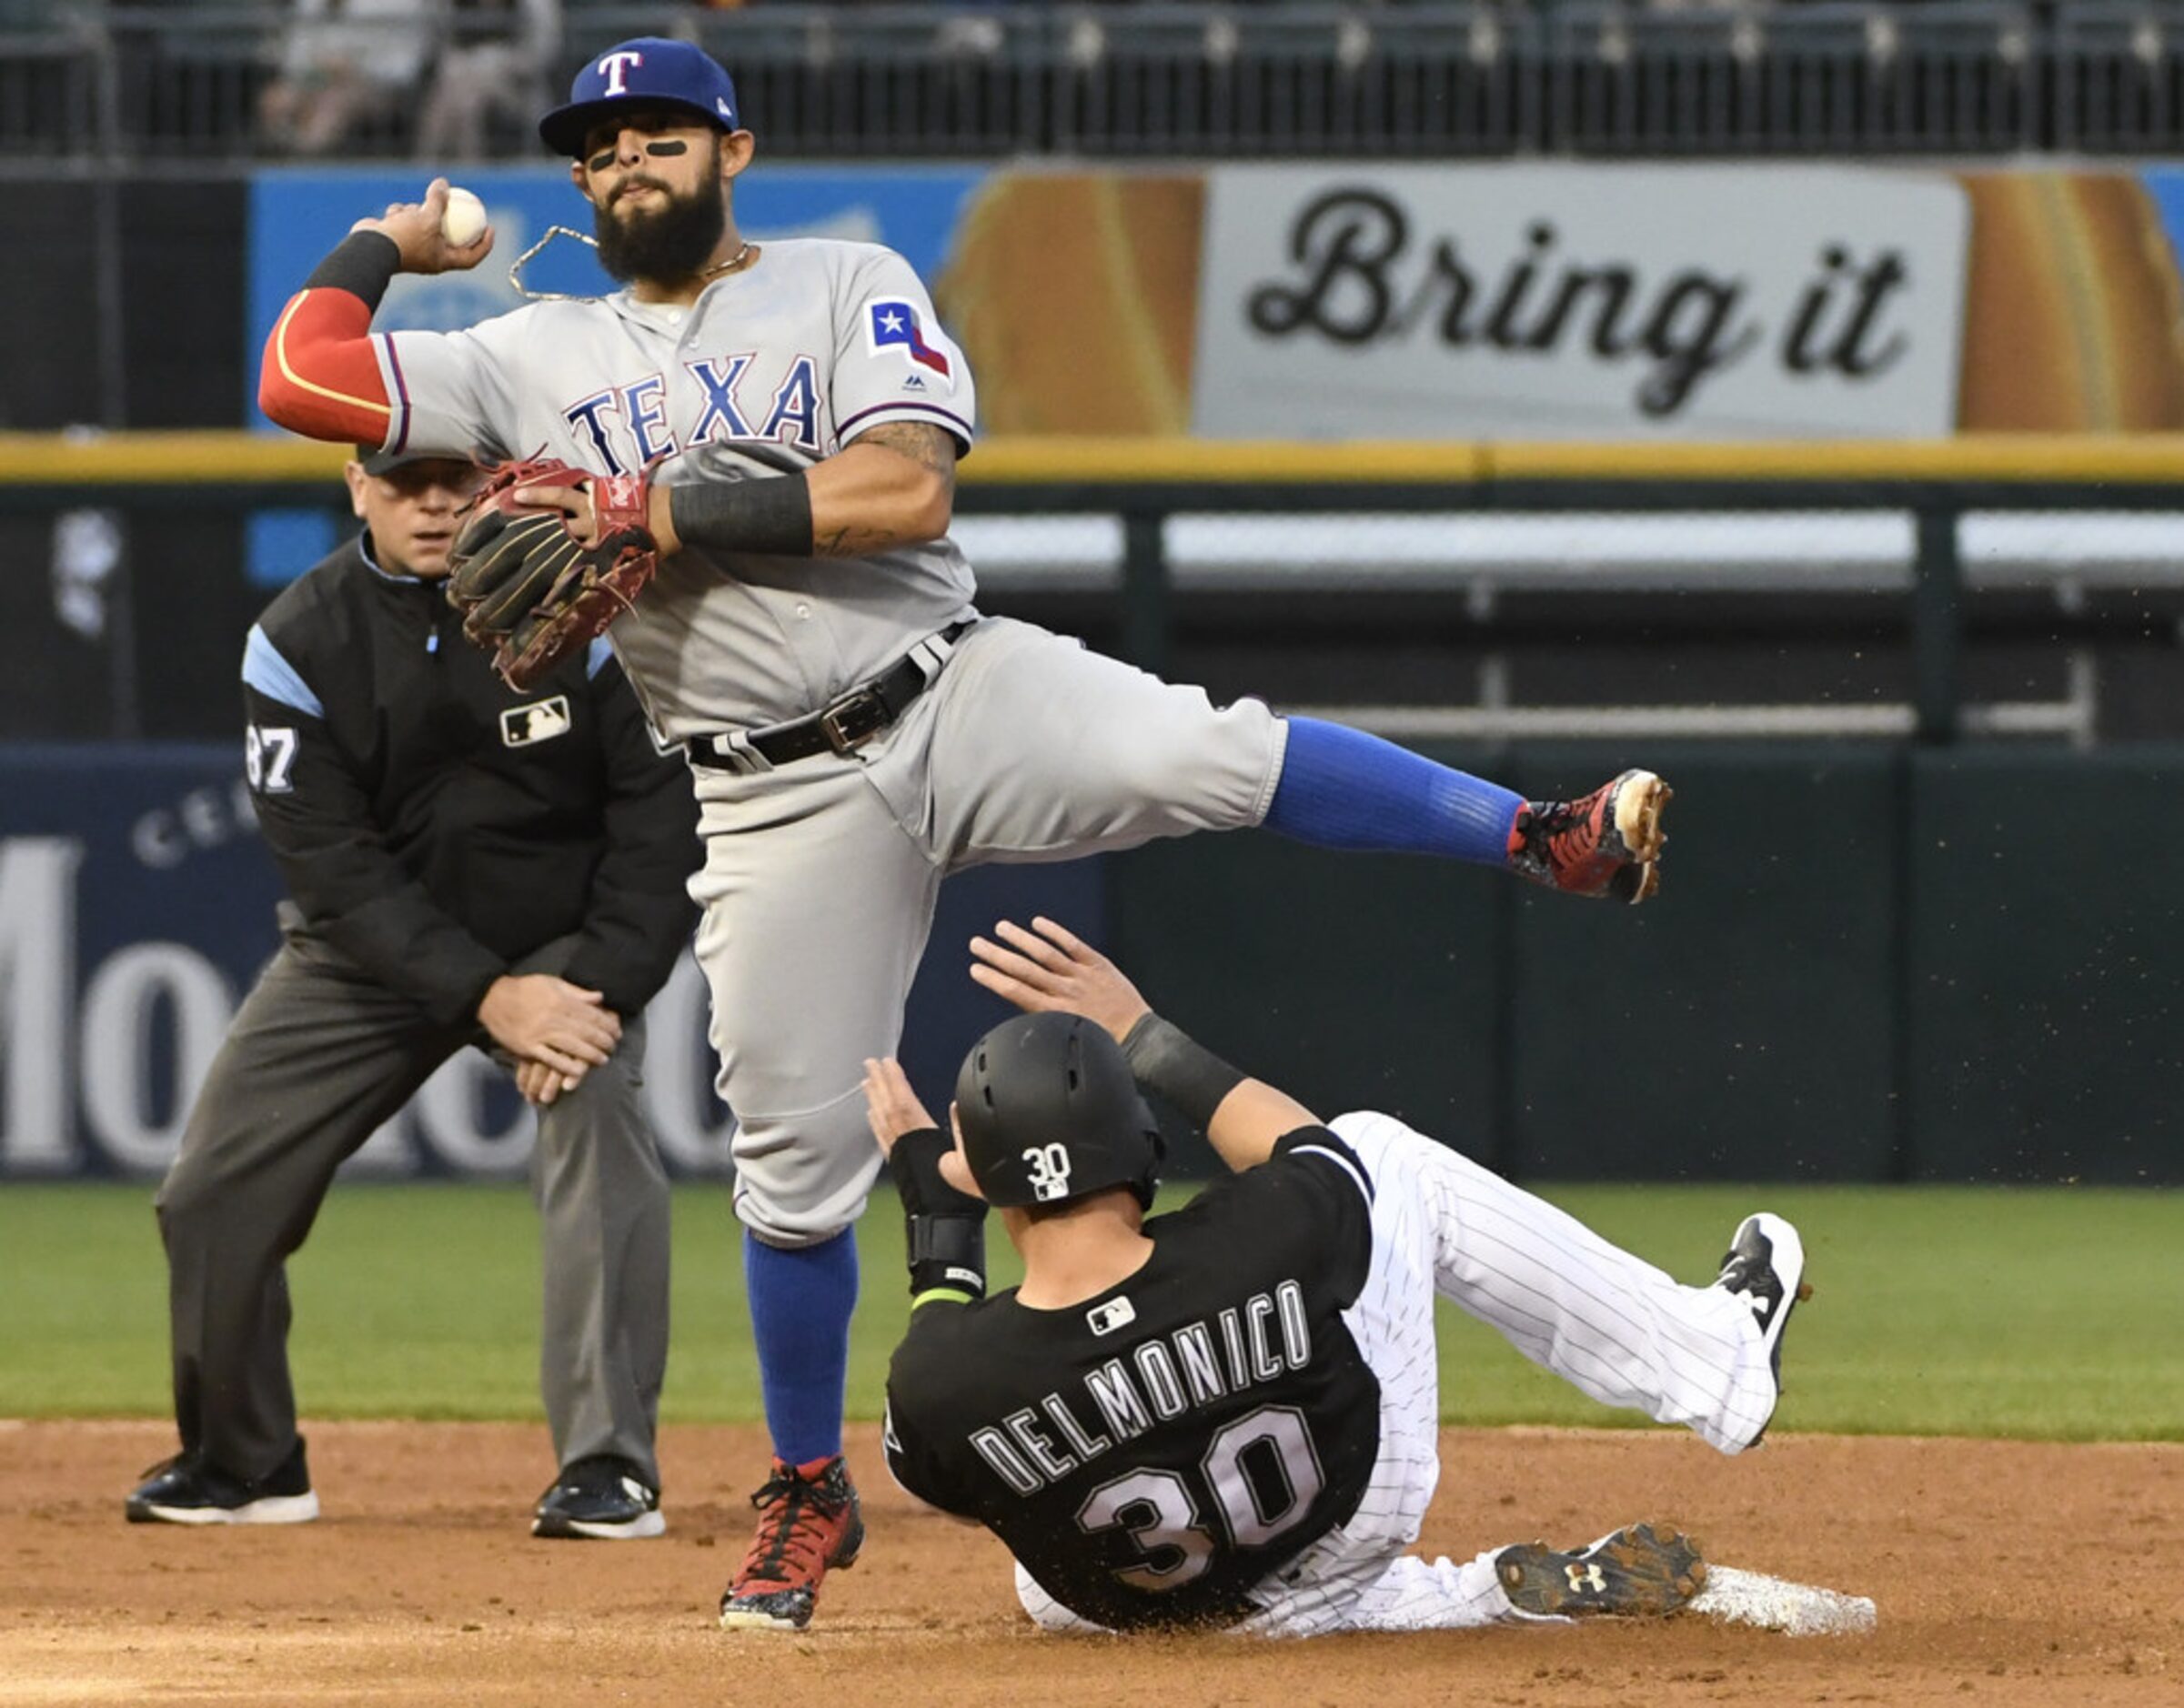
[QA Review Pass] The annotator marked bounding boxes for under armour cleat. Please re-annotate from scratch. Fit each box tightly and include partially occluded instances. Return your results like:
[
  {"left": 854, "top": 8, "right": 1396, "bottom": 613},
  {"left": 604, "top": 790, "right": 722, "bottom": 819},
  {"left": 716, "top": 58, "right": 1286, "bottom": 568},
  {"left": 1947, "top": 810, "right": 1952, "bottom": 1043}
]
[
  {"left": 719, "top": 1454, "right": 865, "bottom": 1632},
  {"left": 1713, "top": 1211, "right": 1812, "bottom": 1448},
  {"left": 1506, "top": 769, "right": 1671, "bottom": 904},
  {"left": 1496, "top": 1522, "right": 1706, "bottom": 1618}
]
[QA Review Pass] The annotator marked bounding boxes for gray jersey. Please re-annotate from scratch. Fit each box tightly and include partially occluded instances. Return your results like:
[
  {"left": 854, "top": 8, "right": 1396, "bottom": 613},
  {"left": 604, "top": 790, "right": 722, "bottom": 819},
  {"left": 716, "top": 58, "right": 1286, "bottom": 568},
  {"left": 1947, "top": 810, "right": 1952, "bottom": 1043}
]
[{"left": 373, "top": 237, "right": 980, "bottom": 738}]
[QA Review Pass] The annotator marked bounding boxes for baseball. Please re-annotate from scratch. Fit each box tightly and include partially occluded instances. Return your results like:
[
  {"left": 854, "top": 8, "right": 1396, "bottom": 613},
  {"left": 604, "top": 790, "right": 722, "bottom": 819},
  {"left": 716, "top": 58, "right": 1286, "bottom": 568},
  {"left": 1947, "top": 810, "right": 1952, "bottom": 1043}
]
[{"left": 440, "top": 186, "right": 488, "bottom": 248}]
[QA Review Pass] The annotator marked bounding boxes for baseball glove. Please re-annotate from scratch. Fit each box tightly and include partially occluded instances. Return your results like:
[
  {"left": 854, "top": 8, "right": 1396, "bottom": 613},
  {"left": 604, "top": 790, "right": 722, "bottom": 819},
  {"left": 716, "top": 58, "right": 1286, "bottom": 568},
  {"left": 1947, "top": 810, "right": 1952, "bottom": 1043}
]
[{"left": 446, "top": 459, "right": 659, "bottom": 691}]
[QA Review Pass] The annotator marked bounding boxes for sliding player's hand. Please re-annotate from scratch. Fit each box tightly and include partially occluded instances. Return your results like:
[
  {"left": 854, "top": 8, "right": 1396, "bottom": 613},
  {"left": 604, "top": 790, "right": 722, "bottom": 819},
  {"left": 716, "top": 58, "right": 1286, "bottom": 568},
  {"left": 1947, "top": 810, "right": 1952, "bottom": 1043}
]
[{"left": 967, "top": 917, "right": 1152, "bottom": 1045}]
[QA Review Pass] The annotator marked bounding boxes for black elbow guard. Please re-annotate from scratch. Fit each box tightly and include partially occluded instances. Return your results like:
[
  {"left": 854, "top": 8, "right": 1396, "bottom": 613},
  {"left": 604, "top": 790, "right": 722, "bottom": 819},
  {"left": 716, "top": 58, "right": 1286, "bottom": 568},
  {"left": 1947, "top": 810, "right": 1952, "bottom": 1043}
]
[{"left": 888, "top": 1128, "right": 989, "bottom": 1301}]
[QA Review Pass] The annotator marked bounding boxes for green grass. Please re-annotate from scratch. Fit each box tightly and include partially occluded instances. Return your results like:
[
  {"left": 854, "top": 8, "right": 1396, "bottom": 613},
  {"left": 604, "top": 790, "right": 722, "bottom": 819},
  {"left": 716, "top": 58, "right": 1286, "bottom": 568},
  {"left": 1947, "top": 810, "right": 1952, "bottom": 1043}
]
[{"left": 3, "top": 1181, "right": 2179, "bottom": 1440}]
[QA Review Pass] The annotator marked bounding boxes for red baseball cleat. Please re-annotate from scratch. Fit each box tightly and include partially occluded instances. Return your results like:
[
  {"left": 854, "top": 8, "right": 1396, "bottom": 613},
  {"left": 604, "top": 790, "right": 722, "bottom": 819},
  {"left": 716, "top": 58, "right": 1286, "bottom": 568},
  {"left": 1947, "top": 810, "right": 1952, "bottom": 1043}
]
[
  {"left": 1506, "top": 769, "right": 1672, "bottom": 904},
  {"left": 718, "top": 1455, "right": 865, "bottom": 1632}
]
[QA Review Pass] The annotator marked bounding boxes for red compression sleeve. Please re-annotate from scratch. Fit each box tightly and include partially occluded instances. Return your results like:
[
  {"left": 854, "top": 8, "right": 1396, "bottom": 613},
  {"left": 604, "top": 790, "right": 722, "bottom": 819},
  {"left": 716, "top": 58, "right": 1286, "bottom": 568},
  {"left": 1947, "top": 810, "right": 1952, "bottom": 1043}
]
[{"left": 257, "top": 287, "right": 394, "bottom": 443}]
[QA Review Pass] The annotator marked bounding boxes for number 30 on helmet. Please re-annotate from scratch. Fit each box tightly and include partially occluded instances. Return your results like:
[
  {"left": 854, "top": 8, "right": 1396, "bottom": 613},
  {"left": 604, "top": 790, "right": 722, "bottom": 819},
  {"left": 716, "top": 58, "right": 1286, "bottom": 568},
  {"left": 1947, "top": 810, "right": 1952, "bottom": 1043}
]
[{"left": 953, "top": 1013, "right": 1165, "bottom": 1211}]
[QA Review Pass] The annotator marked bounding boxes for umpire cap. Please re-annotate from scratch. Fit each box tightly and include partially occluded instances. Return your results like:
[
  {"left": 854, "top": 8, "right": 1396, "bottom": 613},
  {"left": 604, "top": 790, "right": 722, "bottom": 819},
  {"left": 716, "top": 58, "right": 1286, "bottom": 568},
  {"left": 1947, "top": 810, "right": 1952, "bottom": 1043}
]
[
  {"left": 540, "top": 37, "right": 741, "bottom": 156},
  {"left": 955, "top": 1013, "right": 1164, "bottom": 1211},
  {"left": 354, "top": 444, "right": 473, "bottom": 477}
]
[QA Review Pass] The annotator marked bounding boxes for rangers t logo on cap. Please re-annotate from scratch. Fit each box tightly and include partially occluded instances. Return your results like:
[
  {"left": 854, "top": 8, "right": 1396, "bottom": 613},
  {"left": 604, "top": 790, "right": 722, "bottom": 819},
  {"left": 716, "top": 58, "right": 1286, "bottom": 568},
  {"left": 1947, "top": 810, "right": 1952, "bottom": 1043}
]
[
  {"left": 597, "top": 50, "right": 645, "bottom": 96},
  {"left": 538, "top": 36, "right": 742, "bottom": 156}
]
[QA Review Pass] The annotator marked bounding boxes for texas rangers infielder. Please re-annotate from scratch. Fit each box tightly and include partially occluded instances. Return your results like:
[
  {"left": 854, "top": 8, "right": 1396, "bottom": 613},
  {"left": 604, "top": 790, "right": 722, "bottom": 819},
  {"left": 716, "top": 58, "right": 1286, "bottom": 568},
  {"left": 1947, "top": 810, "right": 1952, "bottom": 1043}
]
[{"left": 256, "top": 37, "right": 1672, "bottom": 1631}]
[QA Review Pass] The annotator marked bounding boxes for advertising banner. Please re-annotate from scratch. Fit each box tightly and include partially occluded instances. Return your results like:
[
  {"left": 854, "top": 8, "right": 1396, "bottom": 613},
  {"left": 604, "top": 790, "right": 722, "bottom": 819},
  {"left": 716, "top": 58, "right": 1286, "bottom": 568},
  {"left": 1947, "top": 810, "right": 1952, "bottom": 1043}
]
[
  {"left": 0, "top": 749, "right": 1092, "bottom": 1181},
  {"left": 1188, "top": 165, "right": 1969, "bottom": 440},
  {"left": 932, "top": 165, "right": 2184, "bottom": 439}
]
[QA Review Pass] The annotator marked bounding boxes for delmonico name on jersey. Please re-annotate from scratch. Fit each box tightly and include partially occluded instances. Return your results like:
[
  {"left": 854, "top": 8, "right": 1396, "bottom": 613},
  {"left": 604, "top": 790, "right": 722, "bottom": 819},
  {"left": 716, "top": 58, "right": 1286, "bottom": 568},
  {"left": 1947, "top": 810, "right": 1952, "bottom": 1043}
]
[{"left": 967, "top": 1280, "right": 1316, "bottom": 1496}]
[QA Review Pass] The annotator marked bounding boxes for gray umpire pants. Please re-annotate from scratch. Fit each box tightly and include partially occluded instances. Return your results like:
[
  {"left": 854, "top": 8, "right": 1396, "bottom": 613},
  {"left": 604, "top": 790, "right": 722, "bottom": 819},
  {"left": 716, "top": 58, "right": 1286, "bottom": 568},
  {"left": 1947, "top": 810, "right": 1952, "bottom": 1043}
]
[{"left": 154, "top": 926, "right": 669, "bottom": 1490}]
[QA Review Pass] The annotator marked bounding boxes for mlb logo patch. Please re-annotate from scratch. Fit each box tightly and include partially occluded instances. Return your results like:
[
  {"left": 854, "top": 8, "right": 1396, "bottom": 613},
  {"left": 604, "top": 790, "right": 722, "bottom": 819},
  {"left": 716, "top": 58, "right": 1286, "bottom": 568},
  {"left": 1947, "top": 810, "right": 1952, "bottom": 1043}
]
[
  {"left": 501, "top": 696, "right": 572, "bottom": 748},
  {"left": 1086, "top": 1297, "right": 1136, "bottom": 1337},
  {"left": 866, "top": 299, "right": 956, "bottom": 392}
]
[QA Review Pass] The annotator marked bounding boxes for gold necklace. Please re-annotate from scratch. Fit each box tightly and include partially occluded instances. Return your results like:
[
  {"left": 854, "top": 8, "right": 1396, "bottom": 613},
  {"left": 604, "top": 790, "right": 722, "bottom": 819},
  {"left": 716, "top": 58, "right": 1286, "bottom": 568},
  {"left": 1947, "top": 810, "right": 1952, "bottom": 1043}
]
[
  {"left": 699, "top": 241, "right": 755, "bottom": 280},
  {"left": 507, "top": 234, "right": 757, "bottom": 303}
]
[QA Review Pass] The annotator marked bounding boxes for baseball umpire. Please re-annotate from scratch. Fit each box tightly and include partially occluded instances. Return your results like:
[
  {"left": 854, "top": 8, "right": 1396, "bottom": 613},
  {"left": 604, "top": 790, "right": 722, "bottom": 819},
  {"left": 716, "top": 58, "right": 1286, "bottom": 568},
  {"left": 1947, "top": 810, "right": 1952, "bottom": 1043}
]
[
  {"left": 868, "top": 917, "right": 1808, "bottom": 1636},
  {"left": 254, "top": 37, "right": 1669, "bottom": 1628},
  {"left": 124, "top": 447, "right": 700, "bottom": 1540}
]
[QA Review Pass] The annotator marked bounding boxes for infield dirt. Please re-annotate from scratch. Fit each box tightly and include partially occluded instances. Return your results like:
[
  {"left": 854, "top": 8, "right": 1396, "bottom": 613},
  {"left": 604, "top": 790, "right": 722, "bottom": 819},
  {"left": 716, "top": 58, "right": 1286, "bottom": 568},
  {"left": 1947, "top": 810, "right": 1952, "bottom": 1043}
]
[{"left": 4, "top": 1420, "right": 2178, "bottom": 1706}]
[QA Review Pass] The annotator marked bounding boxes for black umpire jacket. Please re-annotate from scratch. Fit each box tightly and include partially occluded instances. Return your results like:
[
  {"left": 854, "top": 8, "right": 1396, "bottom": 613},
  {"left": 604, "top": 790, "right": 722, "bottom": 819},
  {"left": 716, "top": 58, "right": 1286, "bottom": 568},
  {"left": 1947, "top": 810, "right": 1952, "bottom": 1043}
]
[{"left": 240, "top": 531, "right": 701, "bottom": 1029}]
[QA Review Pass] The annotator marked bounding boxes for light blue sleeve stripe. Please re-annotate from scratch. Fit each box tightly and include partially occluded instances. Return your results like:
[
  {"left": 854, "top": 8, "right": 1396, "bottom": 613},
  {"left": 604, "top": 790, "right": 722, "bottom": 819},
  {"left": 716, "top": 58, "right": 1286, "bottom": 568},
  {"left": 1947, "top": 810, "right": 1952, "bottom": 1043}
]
[
  {"left": 586, "top": 636, "right": 614, "bottom": 679},
  {"left": 241, "top": 625, "right": 325, "bottom": 718}
]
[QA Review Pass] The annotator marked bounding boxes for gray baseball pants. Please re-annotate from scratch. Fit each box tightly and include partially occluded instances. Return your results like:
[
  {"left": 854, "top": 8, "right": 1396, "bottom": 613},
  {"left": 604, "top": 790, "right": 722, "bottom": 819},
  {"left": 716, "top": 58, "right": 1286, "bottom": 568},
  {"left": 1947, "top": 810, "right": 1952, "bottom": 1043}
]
[
  {"left": 686, "top": 617, "right": 1288, "bottom": 1246},
  {"left": 154, "top": 926, "right": 669, "bottom": 1489}
]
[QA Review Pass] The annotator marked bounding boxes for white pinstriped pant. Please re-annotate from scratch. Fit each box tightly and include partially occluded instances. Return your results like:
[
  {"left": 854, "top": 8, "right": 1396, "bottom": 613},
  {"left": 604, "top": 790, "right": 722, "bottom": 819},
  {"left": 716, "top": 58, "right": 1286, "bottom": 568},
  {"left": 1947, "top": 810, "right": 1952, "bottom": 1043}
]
[{"left": 1017, "top": 1110, "right": 1776, "bottom": 1638}]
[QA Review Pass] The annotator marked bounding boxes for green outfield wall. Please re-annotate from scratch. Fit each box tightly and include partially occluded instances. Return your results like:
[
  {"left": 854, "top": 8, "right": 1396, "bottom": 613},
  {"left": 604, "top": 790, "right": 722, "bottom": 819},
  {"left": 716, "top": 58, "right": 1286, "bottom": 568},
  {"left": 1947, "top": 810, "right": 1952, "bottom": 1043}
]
[
  {"left": 2, "top": 433, "right": 2176, "bottom": 1185},
  {"left": 1112, "top": 743, "right": 2184, "bottom": 1186}
]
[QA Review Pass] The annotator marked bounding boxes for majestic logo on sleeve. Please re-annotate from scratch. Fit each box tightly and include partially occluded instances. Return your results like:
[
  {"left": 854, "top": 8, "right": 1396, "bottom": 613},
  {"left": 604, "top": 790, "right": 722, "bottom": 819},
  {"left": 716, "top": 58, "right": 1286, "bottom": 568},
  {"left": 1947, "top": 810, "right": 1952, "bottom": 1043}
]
[{"left": 867, "top": 300, "right": 956, "bottom": 391}]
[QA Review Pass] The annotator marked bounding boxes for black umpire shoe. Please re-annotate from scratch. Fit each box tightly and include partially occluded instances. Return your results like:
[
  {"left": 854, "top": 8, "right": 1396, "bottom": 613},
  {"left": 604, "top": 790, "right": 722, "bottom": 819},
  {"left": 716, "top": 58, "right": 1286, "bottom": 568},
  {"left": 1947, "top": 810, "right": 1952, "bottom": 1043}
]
[
  {"left": 1713, "top": 1211, "right": 1813, "bottom": 1448},
  {"left": 1497, "top": 1522, "right": 1706, "bottom": 1618},
  {"left": 532, "top": 1456, "right": 665, "bottom": 1540},
  {"left": 125, "top": 1439, "right": 318, "bottom": 1526}
]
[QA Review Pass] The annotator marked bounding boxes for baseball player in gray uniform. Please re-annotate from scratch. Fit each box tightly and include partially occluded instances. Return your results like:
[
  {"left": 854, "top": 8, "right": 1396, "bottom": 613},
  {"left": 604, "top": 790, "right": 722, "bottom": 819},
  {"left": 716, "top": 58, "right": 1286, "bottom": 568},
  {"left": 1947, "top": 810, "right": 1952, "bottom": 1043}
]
[{"left": 257, "top": 36, "right": 1673, "bottom": 1631}]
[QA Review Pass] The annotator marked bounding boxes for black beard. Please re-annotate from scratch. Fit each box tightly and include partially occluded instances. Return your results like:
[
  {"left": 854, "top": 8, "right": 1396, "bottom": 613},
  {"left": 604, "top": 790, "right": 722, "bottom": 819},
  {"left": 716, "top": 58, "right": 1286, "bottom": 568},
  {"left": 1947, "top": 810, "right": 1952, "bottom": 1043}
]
[{"left": 593, "top": 178, "right": 729, "bottom": 285}]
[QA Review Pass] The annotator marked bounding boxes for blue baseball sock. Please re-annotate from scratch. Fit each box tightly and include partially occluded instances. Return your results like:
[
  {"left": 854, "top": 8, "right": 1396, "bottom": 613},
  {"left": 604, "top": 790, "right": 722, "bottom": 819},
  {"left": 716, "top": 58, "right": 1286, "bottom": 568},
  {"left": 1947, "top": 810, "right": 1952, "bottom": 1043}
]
[
  {"left": 1263, "top": 716, "right": 1524, "bottom": 866},
  {"left": 745, "top": 1227, "right": 858, "bottom": 1467}
]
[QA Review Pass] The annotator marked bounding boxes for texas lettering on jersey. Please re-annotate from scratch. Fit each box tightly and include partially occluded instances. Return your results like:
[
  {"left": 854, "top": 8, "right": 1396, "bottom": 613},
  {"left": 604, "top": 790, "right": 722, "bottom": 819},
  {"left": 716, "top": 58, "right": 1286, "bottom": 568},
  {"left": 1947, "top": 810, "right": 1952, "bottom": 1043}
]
[{"left": 559, "top": 354, "right": 830, "bottom": 469}]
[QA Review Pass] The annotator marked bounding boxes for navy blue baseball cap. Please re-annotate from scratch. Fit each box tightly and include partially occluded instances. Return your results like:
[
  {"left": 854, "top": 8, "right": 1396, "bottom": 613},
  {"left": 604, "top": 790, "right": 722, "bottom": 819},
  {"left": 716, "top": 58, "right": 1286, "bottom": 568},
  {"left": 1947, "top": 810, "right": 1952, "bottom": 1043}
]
[{"left": 539, "top": 37, "right": 741, "bottom": 156}]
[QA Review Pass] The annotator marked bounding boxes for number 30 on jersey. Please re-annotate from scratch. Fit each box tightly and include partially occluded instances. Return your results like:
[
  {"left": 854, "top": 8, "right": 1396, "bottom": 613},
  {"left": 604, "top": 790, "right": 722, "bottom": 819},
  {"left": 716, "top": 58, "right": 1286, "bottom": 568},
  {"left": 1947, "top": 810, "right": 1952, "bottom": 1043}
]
[{"left": 1077, "top": 1404, "right": 1326, "bottom": 1592}]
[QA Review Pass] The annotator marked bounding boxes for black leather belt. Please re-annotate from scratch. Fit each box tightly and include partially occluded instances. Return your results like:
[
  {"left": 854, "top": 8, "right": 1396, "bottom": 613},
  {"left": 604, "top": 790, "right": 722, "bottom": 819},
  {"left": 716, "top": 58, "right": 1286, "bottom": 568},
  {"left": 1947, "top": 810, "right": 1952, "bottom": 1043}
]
[{"left": 686, "top": 620, "right": 974, "bottom": 770}]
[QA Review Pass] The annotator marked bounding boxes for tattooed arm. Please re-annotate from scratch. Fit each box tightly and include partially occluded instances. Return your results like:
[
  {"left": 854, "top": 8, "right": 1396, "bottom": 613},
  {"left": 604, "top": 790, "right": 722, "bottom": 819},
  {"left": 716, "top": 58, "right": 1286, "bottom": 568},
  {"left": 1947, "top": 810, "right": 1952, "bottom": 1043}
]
[{"left": 806, "top": 422, "right": 958, "bottom": 558}]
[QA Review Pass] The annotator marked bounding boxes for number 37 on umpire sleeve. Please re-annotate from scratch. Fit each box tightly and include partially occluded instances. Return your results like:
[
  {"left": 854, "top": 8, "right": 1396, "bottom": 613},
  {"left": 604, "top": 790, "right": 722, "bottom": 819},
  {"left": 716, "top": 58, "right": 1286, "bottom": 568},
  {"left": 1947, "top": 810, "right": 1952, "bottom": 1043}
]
[{"left": 245, "top": 724, "right": 298, "bottom": 794}]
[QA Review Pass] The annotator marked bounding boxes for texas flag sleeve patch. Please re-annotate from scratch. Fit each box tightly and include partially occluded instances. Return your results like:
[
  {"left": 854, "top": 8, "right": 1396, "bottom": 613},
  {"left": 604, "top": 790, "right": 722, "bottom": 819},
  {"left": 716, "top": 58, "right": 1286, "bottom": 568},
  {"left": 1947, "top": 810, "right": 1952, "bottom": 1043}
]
[{"left": 866, "top": 299, "right": 956, "bottom": 389}]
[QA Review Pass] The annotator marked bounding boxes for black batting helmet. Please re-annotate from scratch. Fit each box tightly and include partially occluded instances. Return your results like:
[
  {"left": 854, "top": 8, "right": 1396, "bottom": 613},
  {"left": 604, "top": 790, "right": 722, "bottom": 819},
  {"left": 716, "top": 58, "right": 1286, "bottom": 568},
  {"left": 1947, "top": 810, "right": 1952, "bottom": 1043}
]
[{"left": 954, "top": 1013, "right": 1164, "bottom": 1211}]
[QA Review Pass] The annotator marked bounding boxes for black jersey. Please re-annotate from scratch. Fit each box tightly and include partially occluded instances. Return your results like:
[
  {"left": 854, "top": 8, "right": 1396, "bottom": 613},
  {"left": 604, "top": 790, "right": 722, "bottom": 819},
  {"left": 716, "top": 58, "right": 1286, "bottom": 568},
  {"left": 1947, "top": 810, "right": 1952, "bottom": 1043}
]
[{"left": 884, "top": 1130, "right": 1379, "bottom": 1631}]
